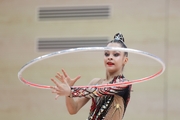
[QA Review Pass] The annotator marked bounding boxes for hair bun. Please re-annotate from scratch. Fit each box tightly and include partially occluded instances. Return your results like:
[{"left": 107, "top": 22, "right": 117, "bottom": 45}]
[{"left": 114, "top": 33, "right": 125, "bottom": 42}]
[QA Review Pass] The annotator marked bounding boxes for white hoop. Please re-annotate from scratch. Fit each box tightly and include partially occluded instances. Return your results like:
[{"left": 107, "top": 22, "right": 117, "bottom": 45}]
[{"left": 18, "top": 47, "right": 165, "bottom": 89}]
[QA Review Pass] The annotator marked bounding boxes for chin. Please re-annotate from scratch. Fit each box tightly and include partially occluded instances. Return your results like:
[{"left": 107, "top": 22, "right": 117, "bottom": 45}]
[{"left": 106, "top": 68, "right": 116, "bottom": 73}]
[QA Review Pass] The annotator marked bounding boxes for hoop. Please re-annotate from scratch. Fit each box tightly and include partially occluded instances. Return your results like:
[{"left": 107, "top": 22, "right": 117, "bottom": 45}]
[{"left": 18, "top": 47, "right": 165, "bottom": 89}]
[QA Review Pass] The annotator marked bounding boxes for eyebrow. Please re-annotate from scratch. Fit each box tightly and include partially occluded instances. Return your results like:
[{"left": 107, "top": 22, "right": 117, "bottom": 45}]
[{"left": 104, "top": 50, "right": 121, "bottom": 53}]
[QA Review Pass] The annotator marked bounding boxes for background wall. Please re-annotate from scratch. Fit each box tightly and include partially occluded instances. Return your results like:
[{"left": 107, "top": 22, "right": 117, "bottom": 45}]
[{"left": 0, "top": 0, "right": 180, "bottom": 120}]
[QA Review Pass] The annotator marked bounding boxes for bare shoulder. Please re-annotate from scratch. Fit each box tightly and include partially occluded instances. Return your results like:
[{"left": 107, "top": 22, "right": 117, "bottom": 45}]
[{"left": 88, "top": 78, "right": 103, "bottom": 85}]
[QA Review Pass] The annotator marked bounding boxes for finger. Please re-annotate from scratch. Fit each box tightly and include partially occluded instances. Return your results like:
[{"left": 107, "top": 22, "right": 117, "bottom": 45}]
[
  {"left": 51, "top": 78, "right": 60, "bottom": 87},
  {"left": 62, "top": 69, "right": 68, "bottom": 77},
  {"left": 57, "top": 72, "right": 62, "bottom": 78},
  {"left": 50, "top": 86, "right": 54, "bottom": 89},
  {"left": 51, "top": 90, "right": 58, "bottom": 93},
  {"left": 51, "top": 88, "right": 60, "bottom": 95},
  {"left": 52, "top": 91, "right": 62, "bottom": 95},
  {"left": 57, "top": 75, "right": 67, "bottom": 84},
  {"left": 51, "top": 88, "right": 62, "bottom": 95},
  {"left": 56, "top": 73, "right": 64, "bottom": 83},
  {"left": 50, "top": 86, "right": 57, "bottom": 91},
  {"left": 55, "top": 95, "right": 60, "bottom": 100},
  {"left": 73, "top": 75, "right": 81, "bottom": 83}
]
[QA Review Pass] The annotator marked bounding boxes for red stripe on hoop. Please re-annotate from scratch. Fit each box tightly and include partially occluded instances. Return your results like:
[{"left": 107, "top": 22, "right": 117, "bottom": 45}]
[
  {"left": 21, "top": 78, "right": 51, "bottom": 89},
  {"left": 21, "top": 69, "right": 162, "bottom": 89}
]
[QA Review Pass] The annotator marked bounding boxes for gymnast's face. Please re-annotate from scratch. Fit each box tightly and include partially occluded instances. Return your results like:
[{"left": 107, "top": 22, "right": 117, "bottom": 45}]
[{"left": 104, "top": 43, "right": 128, "bottom": 74}]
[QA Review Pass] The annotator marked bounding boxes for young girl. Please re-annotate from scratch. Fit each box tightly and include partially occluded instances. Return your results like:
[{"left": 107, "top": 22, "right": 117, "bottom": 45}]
[{"left": 50, "top": 33, "right": 132, "bottom": 120}]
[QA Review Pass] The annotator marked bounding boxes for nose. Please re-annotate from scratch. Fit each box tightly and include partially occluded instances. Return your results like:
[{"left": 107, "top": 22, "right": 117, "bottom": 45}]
[{"left": 108, "top": 55, "right": 113, "bottom": 60}]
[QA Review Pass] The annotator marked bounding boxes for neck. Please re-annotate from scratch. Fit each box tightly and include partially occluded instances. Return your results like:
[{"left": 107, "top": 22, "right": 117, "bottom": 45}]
[{"left": 106, "top": 70, "right": 123, "bottom": 81}]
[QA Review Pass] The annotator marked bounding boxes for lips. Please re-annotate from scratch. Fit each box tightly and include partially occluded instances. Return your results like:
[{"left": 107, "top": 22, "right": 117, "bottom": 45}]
[{"left": 107, "top": 62, "right": 114, "bottom": 65}]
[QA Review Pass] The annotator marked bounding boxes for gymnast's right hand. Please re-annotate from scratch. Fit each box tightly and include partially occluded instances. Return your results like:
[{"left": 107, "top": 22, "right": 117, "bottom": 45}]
[
  {"left": 50, "top": 69, "right": 81, "bottom": 99},
  {"left": 58, "top": 69, "right": 81, "bottom": 86},
  {"left": 50, "top": 75, "right": 71, "bottom": 98}
]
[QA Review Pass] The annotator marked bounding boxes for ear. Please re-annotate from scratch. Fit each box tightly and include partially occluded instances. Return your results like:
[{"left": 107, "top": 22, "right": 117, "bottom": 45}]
[{"left": 123, "top": 57, "right": 128, "bottom": 65}]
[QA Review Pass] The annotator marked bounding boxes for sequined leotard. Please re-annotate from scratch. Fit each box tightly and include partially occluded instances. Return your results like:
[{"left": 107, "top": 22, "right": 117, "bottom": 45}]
[{"left": 70, "top": 75, "right": 132, "bottom": 120}]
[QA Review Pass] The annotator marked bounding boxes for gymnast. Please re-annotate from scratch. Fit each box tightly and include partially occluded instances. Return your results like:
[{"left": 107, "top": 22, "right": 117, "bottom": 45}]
[{"left": 50, "top": 33, "right": 132, "bottom": 120}]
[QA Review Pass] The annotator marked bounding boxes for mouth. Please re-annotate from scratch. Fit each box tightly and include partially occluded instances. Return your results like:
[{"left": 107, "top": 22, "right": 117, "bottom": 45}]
[{"left": 107, "top": 62, "right": 114, "bottom": 66}]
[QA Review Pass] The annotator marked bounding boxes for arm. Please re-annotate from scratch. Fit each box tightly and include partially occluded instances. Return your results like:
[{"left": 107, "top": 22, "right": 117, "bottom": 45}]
[
  {"left": 65, "top": 78, "right": 101, "bottom": 114},
  {"left": 50, "top": 69, "right": 100, "bottom": 114},
  {"left": 69, "top": 78, "right": 130, "bottom": 98},
  {"left": 65, "top": 95, "right": 89, "bottom": 114}
]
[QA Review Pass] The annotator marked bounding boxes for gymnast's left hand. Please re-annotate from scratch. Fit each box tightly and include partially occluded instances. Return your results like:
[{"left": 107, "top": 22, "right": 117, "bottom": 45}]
[{"left": 50, "top": 75, "right": 71, "bottom": 99}]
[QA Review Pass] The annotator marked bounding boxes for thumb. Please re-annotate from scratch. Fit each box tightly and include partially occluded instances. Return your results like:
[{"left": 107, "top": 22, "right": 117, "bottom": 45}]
[{"left": 73, "top": 75, "right": 81, "bottom": 83}]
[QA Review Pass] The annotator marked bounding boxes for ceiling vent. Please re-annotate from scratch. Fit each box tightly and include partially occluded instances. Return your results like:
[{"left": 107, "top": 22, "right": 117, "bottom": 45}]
[
  {"left": 37, "top": 37, "right": 109, "bottom": 52},
  {"left": 38, "top": 6, "right": 110, "bottom": 20}
]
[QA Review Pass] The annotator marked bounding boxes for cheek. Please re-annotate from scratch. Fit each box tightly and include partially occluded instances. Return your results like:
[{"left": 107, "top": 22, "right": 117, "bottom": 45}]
[
  {"left": 115, "top": 57, "right": 124, "bottom": 65},
  {"left": 103, "top": 57, "right": 107, "bottom": 64}
]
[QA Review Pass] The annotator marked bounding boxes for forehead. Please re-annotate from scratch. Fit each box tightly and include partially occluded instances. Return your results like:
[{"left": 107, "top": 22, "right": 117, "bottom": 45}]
[
  {"left": 107, "top": 42, "right": 122, "bottom": 47},
  {"left": 105, "top": 43, "right": 122, "bottom": 53}
]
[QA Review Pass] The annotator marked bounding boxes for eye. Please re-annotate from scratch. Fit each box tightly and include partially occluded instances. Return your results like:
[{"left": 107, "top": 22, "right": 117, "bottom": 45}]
[
  {"left": 104, "top": 52, "right": 109, "bottom": 57},
  {"left": 114, "top": 53, "right": 120, "bottom": 57}
]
